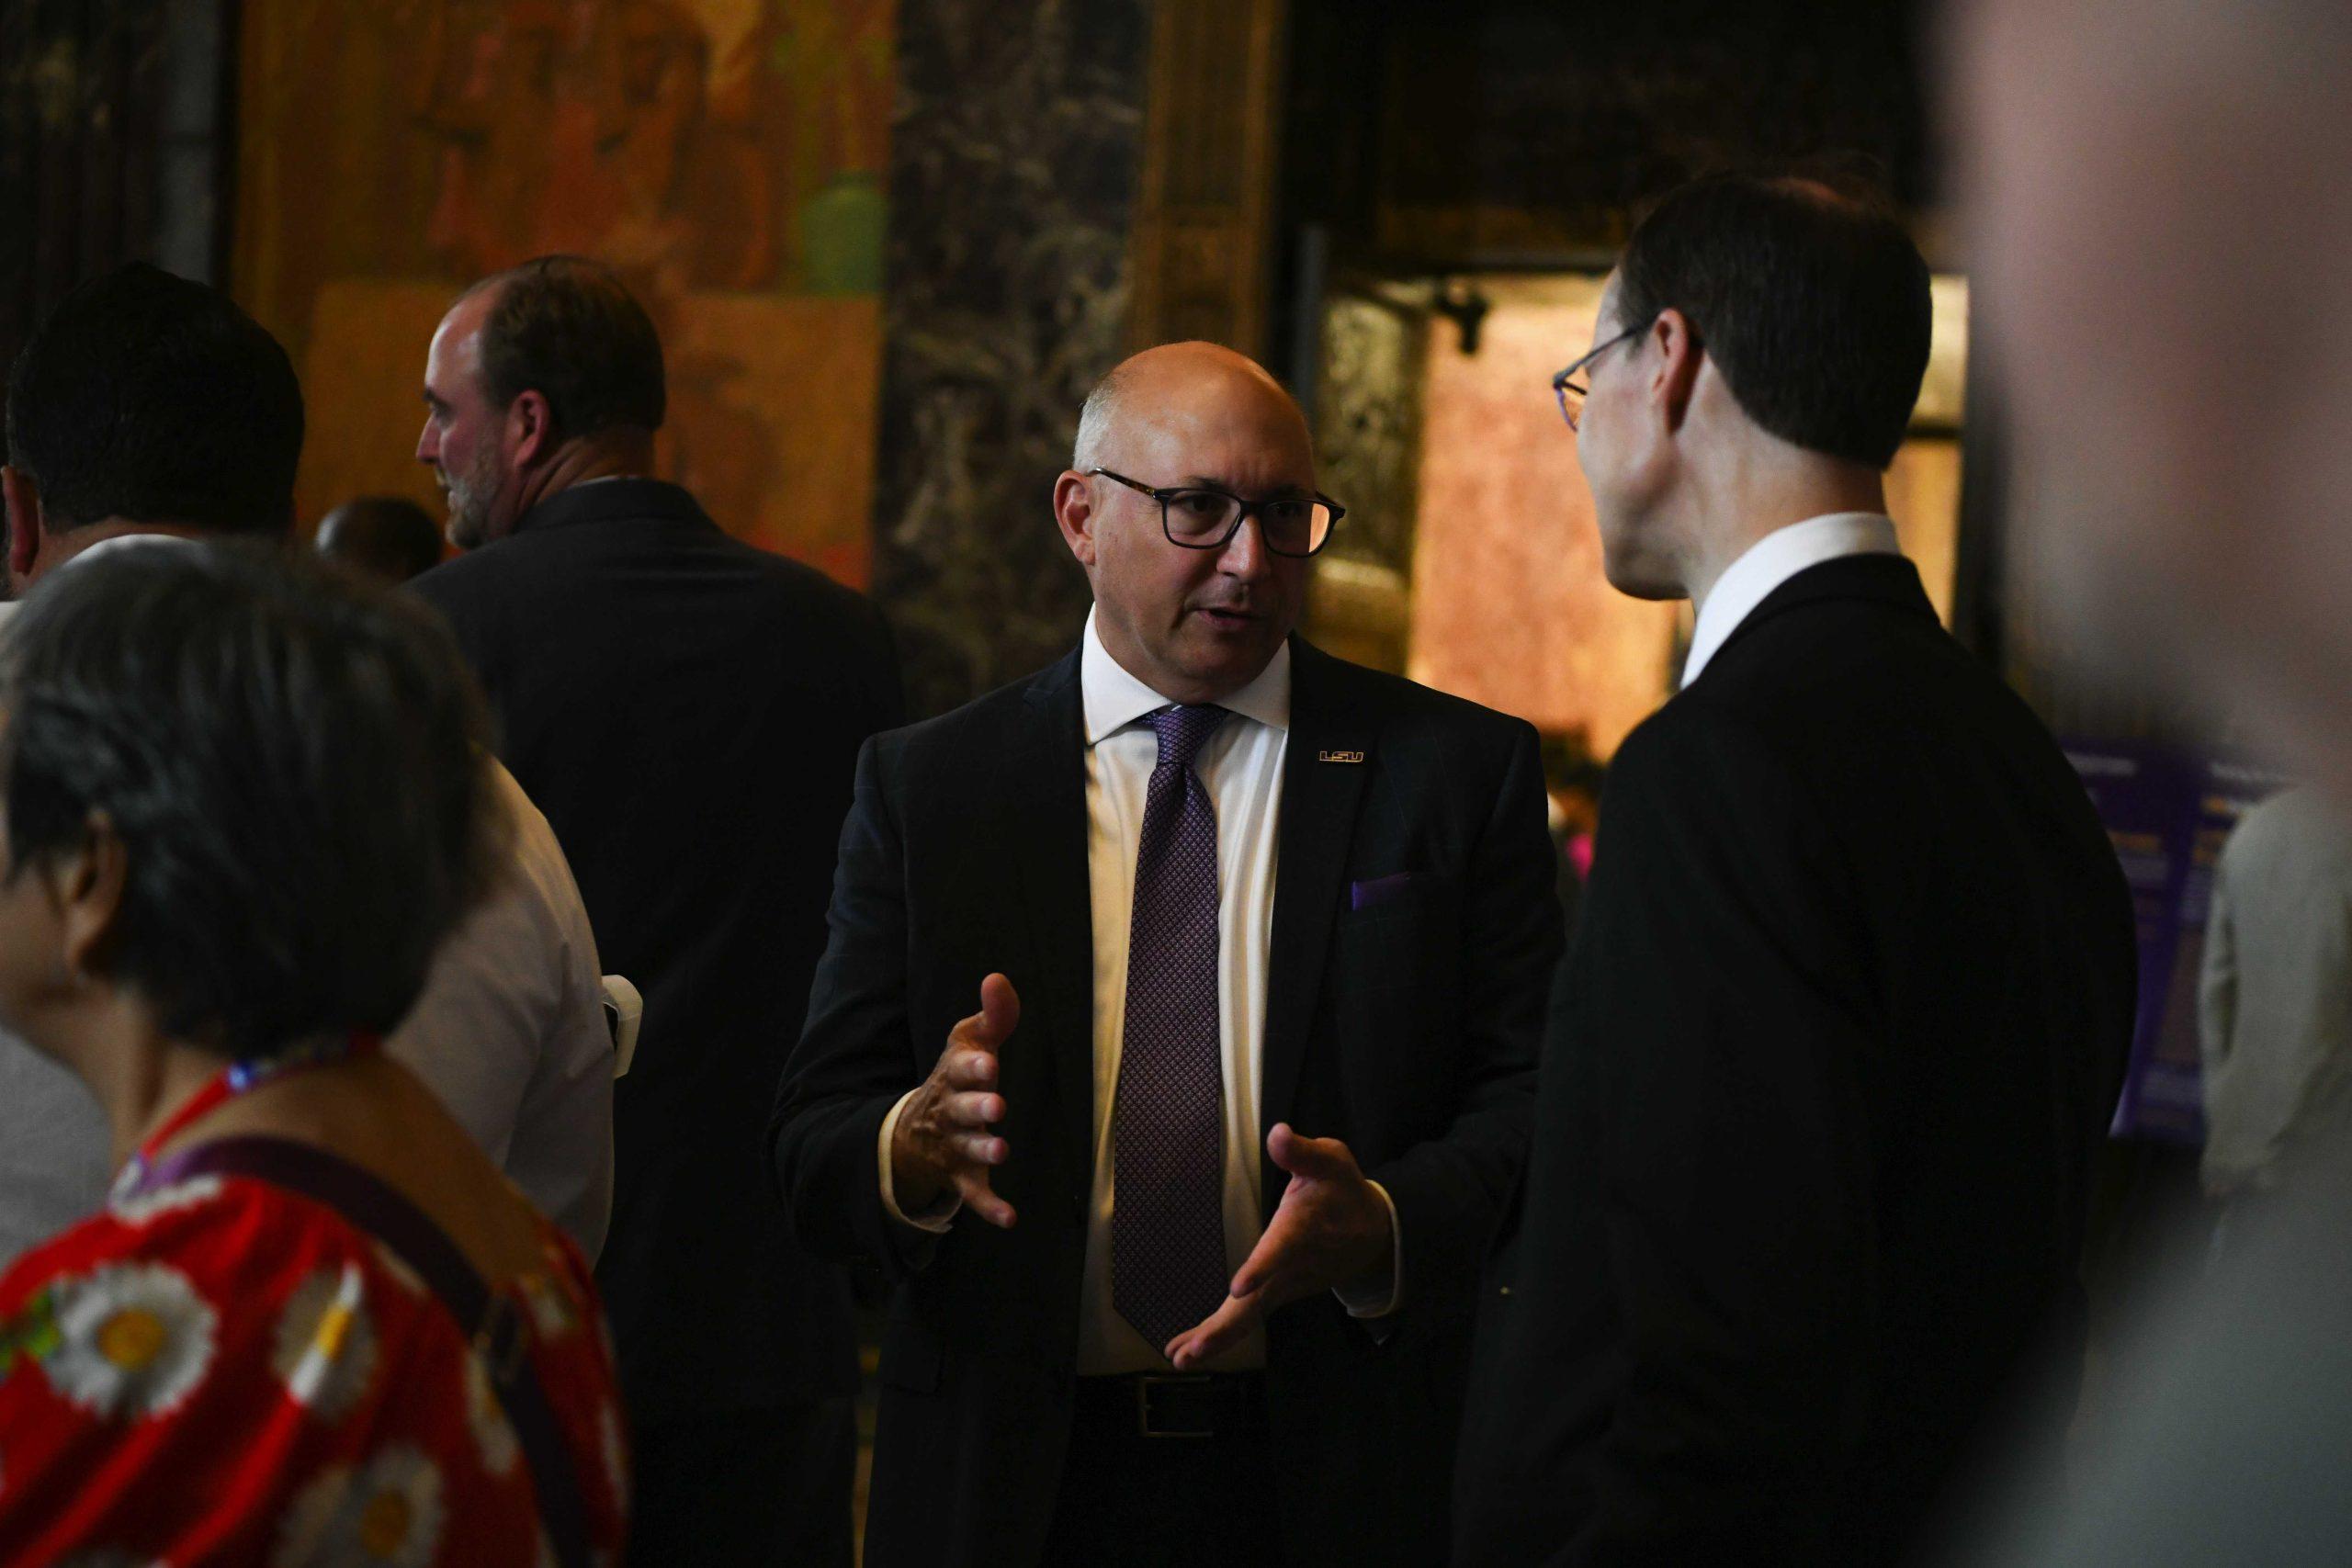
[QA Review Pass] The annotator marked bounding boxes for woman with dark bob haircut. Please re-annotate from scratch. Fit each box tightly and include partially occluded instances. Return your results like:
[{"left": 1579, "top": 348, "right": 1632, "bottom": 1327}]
[{"left": 0, "top": 545, "right": 627, "bottom": 1563}]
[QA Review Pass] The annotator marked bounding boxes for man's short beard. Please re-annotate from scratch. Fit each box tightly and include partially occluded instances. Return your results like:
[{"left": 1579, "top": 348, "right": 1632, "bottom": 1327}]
[{"left": 441, "top": 451, "right": 501, "bottom": 549}]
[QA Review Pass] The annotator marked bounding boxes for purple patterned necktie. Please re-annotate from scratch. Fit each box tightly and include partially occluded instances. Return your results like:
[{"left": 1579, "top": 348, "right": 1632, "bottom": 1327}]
[{"left": 1112, "top": 703, "right": 1232, "bottom": 1353}]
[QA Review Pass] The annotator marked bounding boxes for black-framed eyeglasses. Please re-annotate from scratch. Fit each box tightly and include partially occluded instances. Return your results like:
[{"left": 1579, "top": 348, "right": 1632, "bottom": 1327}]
[
  {"left": 1550, "top": 323, "right": 1645, "bottom": 431},
  {"left": 1088, "top": 468, "right": 1343, "bottom": 558}
]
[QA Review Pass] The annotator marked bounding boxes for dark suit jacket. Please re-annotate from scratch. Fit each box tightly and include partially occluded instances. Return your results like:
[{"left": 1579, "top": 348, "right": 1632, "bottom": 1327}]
[
  {"left": 1453, "top": 556, "right": 2137, "bottom": 1565},
  {"left": 771, "top": 637, "right": 1564, "bottom": 1568},
  {"left": 413, "top": 478, "right": 902, "bottom": 1421}
]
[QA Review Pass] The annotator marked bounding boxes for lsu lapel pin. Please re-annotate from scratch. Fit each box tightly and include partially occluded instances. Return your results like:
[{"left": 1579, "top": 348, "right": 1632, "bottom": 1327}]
[{"left": 1317, "top": 749, "right": 1366, "bottom": 764}]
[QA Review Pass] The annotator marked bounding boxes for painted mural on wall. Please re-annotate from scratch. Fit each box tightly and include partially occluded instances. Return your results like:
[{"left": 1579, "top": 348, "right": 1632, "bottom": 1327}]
[{"left": 234, "top": 0, "right": 894, "bottom": 582}]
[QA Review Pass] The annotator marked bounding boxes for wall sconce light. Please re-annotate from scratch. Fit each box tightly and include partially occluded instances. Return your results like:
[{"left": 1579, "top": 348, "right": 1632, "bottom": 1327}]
[{"left": 1435, "top": 279, "right": 1492, "bottom": 355}]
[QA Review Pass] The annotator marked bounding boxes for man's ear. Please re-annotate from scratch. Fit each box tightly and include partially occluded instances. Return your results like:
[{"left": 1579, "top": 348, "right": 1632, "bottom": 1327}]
[
  {"left": 506, "top": 389, "right": 555, "bottom": 470},
  {"left": 1648, "top": 308, "right": 1706, "bottom": 436},
  {"left": 46, "top": 810, "right": 129, "bottom": 987},
  {"left": 3, "top": 464, "right": 45, "bottom": 581},
  {"left": 1053, "top": 470, "right": 1101, "bottom": 570}
]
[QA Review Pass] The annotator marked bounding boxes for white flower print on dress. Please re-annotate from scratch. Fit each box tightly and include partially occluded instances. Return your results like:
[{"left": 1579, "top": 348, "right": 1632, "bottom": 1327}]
[
  {"left": 107, "top": 1174, "right": 224, "bottom": 1228},
  {"left": 273, "top": 1444, "right": 446, "bottom": 1568},
  {"left": 270, "top": 1263, "right": 379, "bottom": 1421},
  {"left": 462, "top": 1348, "right": 520, "bottom": 1476},
  {"left": 517, "top": 1273, "right": 575, "bottom": 1341},
  {"left": 40, "top": 1262, "right": 216, "bottom": 1420}
]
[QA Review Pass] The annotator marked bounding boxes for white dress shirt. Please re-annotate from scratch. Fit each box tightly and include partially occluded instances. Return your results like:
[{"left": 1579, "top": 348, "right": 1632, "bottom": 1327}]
[
  {"left": 0, "top": 539, "right": 617, "bottom": 1260},
  {"left": 1682, "top": 512, "right": 1902, "bottom": 687},
  {"left": 2199, "top": 786, "right": 2352, "bottom": 1196},
  {"left": 879, "top": 612, "right": 1399, "bottom": 1373},
  {"left": 387, "top": 761, "right": 616, "bottom": 1258}
]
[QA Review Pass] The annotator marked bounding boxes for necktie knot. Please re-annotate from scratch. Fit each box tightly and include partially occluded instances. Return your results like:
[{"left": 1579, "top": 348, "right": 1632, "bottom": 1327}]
[{"left": 1145, "top": 705, "right": 1228, "bottom": 773}]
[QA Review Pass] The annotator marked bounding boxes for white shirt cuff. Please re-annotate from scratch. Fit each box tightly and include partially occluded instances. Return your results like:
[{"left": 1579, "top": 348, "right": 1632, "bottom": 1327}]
[
  {"left": 1334, "top": 1179, "right": 1403, "bottom": 1318},
  {"left": 877, "top": 1089, "right": 960, "bottom": 1233}
]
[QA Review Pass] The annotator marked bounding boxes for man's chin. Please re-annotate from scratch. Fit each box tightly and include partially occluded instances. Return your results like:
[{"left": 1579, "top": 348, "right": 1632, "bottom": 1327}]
[
  {"left": 1174, "top": 624, "right": 1285, "bottom": 694},
  {"left": 1593, "top": 519, "right": 1685, "bottom": 601},
  {"left": 1600, "top": 561, "right": 1688, "bottom": 602}
]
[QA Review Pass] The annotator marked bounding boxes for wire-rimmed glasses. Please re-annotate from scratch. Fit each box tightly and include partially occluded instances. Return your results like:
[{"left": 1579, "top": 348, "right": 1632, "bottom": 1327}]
[{"left": 1551, "top": 323, "right": 1645, "bottom": 430}]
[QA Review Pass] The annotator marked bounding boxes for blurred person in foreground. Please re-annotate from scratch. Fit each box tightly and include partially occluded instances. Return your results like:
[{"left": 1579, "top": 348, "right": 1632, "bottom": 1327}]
[
  {"left": 0, "top": 546, "right": 627, "bottom": 1562},
  {"left": 1955, "top": 3, "right": 2352, "bottom": 1562},
  {"left": 316, "top": 493, "right": 445, "bottom": 584},
  {"left": 411, "top": 254, "right": 903, "bottom": 1563},
  {"left": 1453, "top": 173, "right": 2136, "bottom": 1566},
  {"left": 0, "top": 264, "right": 616, "bottom": 1267}
]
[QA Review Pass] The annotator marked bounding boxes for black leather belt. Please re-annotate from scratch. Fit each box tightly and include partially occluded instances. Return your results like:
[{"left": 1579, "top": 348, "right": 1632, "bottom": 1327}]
[{"left": 1077, "top": 1372, "right": 1267, "bottom": 1439}]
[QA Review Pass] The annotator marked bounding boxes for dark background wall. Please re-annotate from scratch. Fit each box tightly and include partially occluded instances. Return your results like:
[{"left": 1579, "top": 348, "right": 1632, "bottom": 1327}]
[
  {"left": 0, "top": 0, "right": 233, "bottom": 378},
  {"left": 868, "top": 0, "right": 1156, "bottom": 716},
  {"left": 1281, "top": 0, "right": 1936, "bottom": 276}
]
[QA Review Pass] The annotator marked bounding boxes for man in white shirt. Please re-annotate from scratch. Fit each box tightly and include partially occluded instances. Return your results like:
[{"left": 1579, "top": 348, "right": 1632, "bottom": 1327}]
[
  {"left": 1454, "top": 173, "right": 2137, "bottom": 1565},
  {"left": 774, "top": 342, "right": 1562, "bottom": 1567},
  {"left": 389, "top": 761, "right": 615, "bottom": 1254},
  {"left": 2198, "top": 785, "right": 2352, "bottom": 1202},
  {"left": 0, "top": 263, "right": 614, "bottom": 1264}
]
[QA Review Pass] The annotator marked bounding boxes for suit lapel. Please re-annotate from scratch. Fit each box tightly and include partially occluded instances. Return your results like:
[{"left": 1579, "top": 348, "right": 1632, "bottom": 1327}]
[
  {"left": 1002, "top": 651, "right": 1100, "bottom": 1184},
  {"left": 1260, "top": 641, "right": 1374, "bottom": 1180}
]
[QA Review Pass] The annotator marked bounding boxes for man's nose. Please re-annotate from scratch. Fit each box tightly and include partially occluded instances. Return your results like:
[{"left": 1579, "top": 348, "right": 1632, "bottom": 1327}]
[
  {"left": 415, "top": 417, "right": 437, "bottom": 465},
  {"left": 1216, "top": 511, "right": 1270, "bottom": 577}
]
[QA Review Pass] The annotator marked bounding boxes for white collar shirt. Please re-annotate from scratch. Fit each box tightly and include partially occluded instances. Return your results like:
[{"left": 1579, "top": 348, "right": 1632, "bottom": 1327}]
[{"left": 1681, "top": 512, "right": 1902, "bottom": 687}]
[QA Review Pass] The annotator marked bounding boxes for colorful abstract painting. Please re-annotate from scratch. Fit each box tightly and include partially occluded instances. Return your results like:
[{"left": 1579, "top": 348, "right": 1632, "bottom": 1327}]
[{"left": 234, "top": 0, "right": 895, "bottom": 583}]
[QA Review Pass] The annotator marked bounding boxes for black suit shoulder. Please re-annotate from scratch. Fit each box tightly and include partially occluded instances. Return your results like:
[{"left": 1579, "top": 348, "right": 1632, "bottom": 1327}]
[
  {"left": 1295, "top": 643, "right": 1543, "bottom": 819},
  {"left": 410, "top": 502, "right": 899, "bottom": 709},
  {"left": 1300, "top": 640, "right": 1530, "bottom": 736},
  {"left": 866, "top": 657, "right": 1068, "bottom": 765},
  {"left": 1666, "top": 586, "right": 1951, "bottom": 736},
  {"left": 413, "top": 509, "right": 880, "bottom": 615},
  {"left": 1645, "top": 563, "right": 2086, "bottom": 819}
]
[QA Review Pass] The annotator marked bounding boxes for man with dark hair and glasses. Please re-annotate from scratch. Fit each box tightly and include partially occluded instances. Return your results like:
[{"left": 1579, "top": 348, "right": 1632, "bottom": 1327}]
[
  {"left": 1453, "top": 175, "right": 2137, "bottom": 1565},
  {"left": 774, "top": 340, "right": 1562, "bottom": 1566}
]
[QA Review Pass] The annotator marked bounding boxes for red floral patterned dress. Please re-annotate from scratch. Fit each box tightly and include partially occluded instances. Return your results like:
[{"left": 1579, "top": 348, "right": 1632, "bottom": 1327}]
[{"left": 0, "top": 1164, "right": 630, "bottom": 1564}]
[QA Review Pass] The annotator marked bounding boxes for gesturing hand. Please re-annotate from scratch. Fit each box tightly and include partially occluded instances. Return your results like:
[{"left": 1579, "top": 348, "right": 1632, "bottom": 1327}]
[
  {"left": 1163, "top": 1123, "right": 1394, "bottom": 1370},
  {"left": 888, "top": 973, "right": 1021, "bottom": 1228}
]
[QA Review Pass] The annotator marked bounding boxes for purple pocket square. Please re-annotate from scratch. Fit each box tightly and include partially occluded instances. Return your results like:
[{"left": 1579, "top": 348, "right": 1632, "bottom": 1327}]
[{"left": 1351, "top": 872, "right": 1416, "bottom": 911}]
